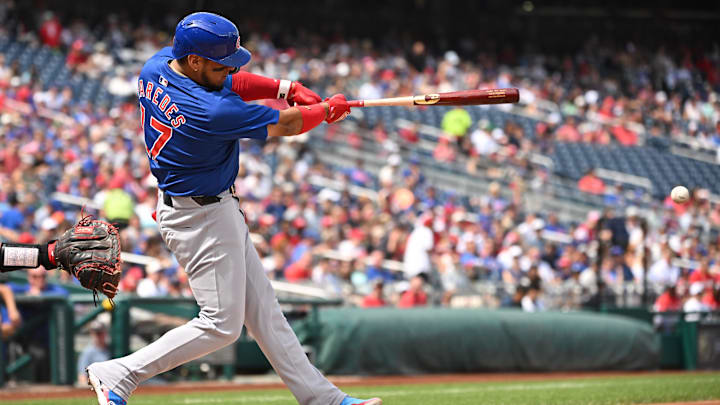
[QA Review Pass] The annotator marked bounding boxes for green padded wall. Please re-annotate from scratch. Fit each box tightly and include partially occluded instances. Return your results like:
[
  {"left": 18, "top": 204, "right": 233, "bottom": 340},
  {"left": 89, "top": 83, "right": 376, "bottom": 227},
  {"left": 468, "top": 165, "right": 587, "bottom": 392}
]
[{"left": 296, "top": 308, "right": 660, "bottom": 375}]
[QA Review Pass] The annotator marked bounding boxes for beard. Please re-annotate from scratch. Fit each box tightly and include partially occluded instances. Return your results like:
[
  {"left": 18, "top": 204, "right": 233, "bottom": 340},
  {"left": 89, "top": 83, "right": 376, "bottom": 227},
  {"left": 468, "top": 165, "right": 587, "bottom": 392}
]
[{"left": 200, "top": 71, "right": 225, "bottom": 91}]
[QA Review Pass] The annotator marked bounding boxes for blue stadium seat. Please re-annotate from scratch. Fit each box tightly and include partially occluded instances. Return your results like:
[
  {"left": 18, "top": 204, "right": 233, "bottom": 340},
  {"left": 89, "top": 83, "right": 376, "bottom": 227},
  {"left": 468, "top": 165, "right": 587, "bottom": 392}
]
[{"left": 552, "top": 142, "right": 720, "bottom": 197}]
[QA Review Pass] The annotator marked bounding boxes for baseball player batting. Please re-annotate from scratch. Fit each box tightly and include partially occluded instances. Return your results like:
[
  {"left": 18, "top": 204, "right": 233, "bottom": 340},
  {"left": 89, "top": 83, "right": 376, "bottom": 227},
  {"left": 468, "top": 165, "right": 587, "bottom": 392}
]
[{"left": 85, "top": 11, "right": 380, "bottom": 405}]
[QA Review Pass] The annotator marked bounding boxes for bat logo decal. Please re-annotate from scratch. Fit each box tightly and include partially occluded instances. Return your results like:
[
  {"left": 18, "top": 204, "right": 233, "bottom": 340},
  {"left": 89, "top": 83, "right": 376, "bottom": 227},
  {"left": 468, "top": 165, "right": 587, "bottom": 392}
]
[
  {"left": 486, "top": 89, "right": 506, "bottom": 98},
  {"left": 414, "top": 94, "right": 440, "bottom": 105}
]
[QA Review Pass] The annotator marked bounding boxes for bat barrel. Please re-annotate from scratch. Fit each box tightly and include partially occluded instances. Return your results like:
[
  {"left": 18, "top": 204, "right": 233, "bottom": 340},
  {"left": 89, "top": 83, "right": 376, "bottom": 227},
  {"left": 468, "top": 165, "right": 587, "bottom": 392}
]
[
  {"left": 346, "top": 88, "right": 519, "bottom": 108},
  {"left": 432, "top": 88, "right": 519, "bottom": 106}
]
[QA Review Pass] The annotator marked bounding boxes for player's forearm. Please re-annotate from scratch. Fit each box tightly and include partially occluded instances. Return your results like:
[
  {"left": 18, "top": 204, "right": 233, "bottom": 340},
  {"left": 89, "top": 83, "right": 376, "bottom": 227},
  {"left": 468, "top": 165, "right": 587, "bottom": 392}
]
[
  {"left": 0, "top": 242, "right": 57, "bottom": 272},
  {"left": 231, "top": 71, "right": 290, "bottom": 101},
  {"left": 267, "top": 103, "right": 329, "bottom": 137}
]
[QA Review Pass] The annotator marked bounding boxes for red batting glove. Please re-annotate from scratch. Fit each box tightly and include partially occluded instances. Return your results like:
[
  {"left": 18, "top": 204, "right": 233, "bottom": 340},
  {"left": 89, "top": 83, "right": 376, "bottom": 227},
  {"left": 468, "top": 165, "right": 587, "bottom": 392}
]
[
  {"left": 325, "top": 94, "right": 351, "bottom": 123},
  {"left": 287, "top": 82, "right": 321, "bottom": 106}
]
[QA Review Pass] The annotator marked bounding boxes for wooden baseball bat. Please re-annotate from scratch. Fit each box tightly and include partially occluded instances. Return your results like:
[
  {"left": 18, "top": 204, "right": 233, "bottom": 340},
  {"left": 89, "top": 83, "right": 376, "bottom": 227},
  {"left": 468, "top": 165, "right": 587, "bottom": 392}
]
[{"left": 347, "top": 88, "right": 519, "bottom": 107}]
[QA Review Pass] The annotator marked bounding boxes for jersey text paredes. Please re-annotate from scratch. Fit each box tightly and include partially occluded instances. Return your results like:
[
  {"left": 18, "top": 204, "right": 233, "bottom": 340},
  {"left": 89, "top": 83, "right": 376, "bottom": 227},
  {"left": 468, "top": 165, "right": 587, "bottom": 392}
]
[{"left": 138, "top": 79, "right": 186, "bottom": 128}]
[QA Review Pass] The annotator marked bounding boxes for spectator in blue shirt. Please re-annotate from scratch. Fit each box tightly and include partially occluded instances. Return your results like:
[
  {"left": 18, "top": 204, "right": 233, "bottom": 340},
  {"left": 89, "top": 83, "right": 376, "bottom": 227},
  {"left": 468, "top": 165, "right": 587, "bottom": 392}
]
[
  {"left": 543, "top": 213, "right": 566, "bottom": 233},
  {"left": 77, "top": 321, "right": 110, "bottom": 385},
  {"left": 347, "top": 159, "right": 372, "bottom": 187},
  {"left": 0, "top": 194, "right": 25, "bottom": 231},
  {"left": 365, "top": 250, "right": 396, "bottom": 283},
  {"left": 10, "top": 267, "right": 69, "bottom": 297}
]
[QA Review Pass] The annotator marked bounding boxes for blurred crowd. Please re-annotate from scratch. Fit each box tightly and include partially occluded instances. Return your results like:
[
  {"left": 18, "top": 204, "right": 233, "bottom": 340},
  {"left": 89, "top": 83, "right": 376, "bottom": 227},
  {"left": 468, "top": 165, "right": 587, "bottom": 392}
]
[{"left": 0, "top": 3, "right": 718, "bottom": 332}]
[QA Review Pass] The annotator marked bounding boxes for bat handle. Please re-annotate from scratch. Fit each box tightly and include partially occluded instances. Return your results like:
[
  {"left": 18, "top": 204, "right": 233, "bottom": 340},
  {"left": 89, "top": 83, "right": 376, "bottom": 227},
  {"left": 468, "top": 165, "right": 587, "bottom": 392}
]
[{"left": 347, "top": 100, "right": 364, "bottom": 107}]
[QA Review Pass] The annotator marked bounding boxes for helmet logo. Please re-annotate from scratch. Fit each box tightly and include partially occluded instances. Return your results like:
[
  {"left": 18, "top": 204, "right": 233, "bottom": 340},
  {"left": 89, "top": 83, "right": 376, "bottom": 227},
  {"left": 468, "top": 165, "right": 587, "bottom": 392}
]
[{"left": 236, "top": 36, "right": 241, "bottom": 50}]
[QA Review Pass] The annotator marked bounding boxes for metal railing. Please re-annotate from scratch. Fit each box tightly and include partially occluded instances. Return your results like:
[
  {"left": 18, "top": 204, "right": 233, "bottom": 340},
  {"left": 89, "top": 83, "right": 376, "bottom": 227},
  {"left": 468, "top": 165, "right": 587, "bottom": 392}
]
[{"left": 0, "top": 293, "right": 343, "bottom": 387}]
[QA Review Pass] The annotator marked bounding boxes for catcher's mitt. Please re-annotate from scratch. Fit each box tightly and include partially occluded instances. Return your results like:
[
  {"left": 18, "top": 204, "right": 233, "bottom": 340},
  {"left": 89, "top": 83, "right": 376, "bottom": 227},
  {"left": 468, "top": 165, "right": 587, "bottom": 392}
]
[{"left": 54, "top": 215, "right": 122, "bottom": 301}]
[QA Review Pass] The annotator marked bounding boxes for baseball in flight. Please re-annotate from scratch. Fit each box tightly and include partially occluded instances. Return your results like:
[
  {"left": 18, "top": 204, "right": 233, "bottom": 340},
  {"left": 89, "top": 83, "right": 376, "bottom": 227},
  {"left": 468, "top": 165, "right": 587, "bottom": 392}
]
[{"left": 671, "top": 186, "right": 690, "bottom": 203}]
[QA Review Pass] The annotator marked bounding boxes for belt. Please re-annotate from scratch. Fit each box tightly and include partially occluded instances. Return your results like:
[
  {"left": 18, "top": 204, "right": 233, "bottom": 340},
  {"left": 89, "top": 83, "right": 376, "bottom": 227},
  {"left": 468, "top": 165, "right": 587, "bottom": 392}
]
[
  {"left": 162, "top": 186, "right": 235, "bottom": 208},
  {"left": 163, "top": 193, "right": 220, "bottom": 207}
]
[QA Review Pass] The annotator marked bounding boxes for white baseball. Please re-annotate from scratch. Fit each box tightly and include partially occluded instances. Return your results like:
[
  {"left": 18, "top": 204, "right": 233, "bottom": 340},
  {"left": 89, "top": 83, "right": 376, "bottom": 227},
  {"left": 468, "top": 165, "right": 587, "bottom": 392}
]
[{"left": 671, "top": 186, "right": 690, "bottom": 203}]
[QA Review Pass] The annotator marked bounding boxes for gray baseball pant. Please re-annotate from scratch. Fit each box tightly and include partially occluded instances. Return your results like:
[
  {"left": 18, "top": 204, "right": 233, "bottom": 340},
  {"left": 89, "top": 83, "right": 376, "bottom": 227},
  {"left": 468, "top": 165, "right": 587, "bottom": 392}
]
[{"left": 88, "top": 190, "right": 345, "bottom": 405}]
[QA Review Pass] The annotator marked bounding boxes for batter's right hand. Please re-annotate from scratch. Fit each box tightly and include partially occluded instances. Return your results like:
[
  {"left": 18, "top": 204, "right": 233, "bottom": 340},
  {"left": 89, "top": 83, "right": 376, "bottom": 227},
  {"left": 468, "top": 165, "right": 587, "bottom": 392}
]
[
  {"left": 288, "top": 82, "right": 322, "bottom": 106},
  {"left": 325, "top": 94, "right": 351, "bottom": 123}
]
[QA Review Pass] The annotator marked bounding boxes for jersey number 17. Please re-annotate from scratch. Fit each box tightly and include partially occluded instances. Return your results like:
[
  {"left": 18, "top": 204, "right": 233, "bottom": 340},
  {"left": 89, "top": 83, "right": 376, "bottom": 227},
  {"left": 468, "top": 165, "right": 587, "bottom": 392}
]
[{"left": 140, "top": 104, "right": 173, "bottom": 160}]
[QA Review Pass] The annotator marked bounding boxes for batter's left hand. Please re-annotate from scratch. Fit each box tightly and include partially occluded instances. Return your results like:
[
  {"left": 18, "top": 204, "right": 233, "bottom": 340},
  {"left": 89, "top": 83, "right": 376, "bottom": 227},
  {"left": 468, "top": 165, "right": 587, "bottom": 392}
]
[{"left": 288, "top": 82, "right": 321, "bottom": 106}]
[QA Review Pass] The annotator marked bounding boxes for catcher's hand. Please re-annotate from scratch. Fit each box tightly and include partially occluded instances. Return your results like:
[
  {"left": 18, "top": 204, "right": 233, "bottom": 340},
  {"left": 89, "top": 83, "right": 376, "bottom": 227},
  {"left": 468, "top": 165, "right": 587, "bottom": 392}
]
[{"left": 54, "top": 216, "right": 122, "bottom": 300}]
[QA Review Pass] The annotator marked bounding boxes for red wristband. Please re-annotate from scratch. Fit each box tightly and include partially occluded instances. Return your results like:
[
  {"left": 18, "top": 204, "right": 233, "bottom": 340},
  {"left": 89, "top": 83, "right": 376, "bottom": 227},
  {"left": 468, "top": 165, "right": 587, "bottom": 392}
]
[
  {"left": 47, "top": 241, "right": 57, "bottom": 266},
  {"left": 299, "top": 104, "right": 327, "bottom": 133}
]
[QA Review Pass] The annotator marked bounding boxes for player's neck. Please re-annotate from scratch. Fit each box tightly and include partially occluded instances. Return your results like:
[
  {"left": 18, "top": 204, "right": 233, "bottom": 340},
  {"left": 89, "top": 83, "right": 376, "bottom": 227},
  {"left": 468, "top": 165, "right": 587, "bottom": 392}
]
[{"left": 169, "top": 59, "right": 190, "bottom": 78}]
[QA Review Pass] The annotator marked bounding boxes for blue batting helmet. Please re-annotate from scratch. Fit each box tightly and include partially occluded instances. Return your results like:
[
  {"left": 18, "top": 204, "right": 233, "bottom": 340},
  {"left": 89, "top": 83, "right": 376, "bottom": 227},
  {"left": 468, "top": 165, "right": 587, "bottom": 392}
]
[{"left": 172, "top": 12, "right": 251, "bottom": 68}]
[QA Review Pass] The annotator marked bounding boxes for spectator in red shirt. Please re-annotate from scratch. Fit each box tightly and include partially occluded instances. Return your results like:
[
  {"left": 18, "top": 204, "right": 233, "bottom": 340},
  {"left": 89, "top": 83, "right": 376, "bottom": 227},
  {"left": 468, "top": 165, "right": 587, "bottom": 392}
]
[
  {"left": 2, "top": 140, "right": 21, "bottom": 174},
  {"left": 577, "top": 169, "right": 606, "bottom": 195},
  {"left": 39, "top": 12, "right": 62, "bottom": 48},
  {"left": 689, "top": 259, "right": 713, "bottom": 285},
  {"left": 362, "top": 281, "right": 386, "bottom": 308},
  {"left": 398, "top": 276, "right": 428, "bottom": 308},
  {"left": 611, "top": 125, "right": 638, "bottom": 146},
  {"left": 284, "top": 252, "right": 312, "bottom": 282},
  {"left": 653, "top": 285, "right": 682, "bottom": 312},
  {"left": 398, "top": 125, "right": 419, "bottom": 143},
  {"left": 433, "top": 136, "right": 456, "bottom": 163},
  {"left": 556, "top": 117, "right": 581, "bottom": 142},
  {"left": 66, "top": 39, "right": 89, "bottom": 68}
]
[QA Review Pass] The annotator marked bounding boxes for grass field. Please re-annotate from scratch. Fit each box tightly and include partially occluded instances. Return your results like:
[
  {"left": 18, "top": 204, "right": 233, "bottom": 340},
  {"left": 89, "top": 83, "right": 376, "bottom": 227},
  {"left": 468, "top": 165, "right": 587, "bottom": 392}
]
[{"left": 4, "top": 373, "right": 720, "bottom": 405}]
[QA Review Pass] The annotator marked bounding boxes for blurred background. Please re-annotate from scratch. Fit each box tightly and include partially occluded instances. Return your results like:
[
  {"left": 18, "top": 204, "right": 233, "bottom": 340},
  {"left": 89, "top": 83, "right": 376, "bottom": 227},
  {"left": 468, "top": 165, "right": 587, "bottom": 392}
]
[{"left": 1, "top": 0, "right": 720, "bottom": 386}]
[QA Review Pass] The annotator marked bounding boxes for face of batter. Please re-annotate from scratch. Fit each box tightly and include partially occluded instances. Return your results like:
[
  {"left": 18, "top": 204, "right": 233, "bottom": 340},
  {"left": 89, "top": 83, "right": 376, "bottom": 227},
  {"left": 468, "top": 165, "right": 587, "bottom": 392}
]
[
  {"left": 185, "top": 55, "right": 236, "bottom": 91},
  {"left": 198, "top": 59, "right": 235, "bottom": 90}
]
